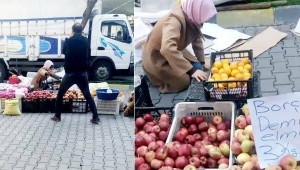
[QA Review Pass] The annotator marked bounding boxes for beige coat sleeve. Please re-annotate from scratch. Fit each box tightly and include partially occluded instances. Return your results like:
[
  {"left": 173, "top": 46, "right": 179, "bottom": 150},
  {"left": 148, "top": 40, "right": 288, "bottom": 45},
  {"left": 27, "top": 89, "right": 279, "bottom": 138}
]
[
  {"left": 192, "top": 35, "right": 205, "bottom": 63},
  {"left": 160, "top": 16, "right": 193, "bottom": 76}
]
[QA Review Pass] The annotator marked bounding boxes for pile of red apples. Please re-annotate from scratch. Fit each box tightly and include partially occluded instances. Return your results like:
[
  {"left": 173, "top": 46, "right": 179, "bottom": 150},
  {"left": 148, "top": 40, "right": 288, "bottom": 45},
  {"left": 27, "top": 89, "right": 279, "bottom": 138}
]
[
  {"left": 230, "top": 105, "right": 300, "bottom": 170},
  {"left": 135, "top": 113, "right": 172, "bottom": 170}
]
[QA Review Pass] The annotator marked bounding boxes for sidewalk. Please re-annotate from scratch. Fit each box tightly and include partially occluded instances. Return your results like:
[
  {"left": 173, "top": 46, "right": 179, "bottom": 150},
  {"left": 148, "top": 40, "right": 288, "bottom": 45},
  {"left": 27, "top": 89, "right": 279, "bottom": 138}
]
[{"left": 0, "top": 87, "right": 134, "bottom": 170}]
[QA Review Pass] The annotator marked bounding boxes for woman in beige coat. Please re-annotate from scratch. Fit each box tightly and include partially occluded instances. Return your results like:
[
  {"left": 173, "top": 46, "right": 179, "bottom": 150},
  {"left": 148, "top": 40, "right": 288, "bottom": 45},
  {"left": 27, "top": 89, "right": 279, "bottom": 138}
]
[{"left": 142, "top": 0, "right": 217, "bottom": 93}]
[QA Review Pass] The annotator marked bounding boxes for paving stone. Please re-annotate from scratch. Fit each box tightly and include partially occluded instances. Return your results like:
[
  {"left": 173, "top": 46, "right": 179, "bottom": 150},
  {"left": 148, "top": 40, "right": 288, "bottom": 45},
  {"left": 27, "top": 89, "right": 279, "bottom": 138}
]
[
  {"left": 174, "top": 89, "right": 188, "bottom": 100},
  {"left": 256, "top": 58, "right": 272, "bottom": 68},
  {"left": 275, "top": 84, "right": 294, "bottom": 94},
  {"left": 287, "top": 57, "right": 300, "bottom": 67},
  {"left": 173, "top": 99, "right": 185, "bottom": 105},
  {"left": 283, "top": 39, "right": 296, "bottom": 47},
  {"left": 272, "top": 62, "right": 289, "bottom": 73},
  {"left": 271, "top": 53, "right": 287, "bottom": 63},
  {"left": 255, "top": 26, "right": 268, "bottom": 34},
  {"left": 269, "top": 45, "right": 283, "bottom": 53},
  {"left": 274, "top": 72, "right": 292, "bottom": 85},
  {"left": 156, "top": 93, "right": 177, "bottom": 107},
  {"left": 260, "top": 79, "right": 277, "bottom": 92},
  {"left": 149, "top": 87, "right": 161, "bottom": 100},
  {"left": 288, "top": 67, "right": 300, "bottom": 78},
  {"left": 284, "top": 47, "right": 299, "bottom": 56},
  {"left": 257, "top": 51, "right": 271, "bottom": 58},
  {"left": 291, "top": 78, "right": 300, "bottom": 92}
]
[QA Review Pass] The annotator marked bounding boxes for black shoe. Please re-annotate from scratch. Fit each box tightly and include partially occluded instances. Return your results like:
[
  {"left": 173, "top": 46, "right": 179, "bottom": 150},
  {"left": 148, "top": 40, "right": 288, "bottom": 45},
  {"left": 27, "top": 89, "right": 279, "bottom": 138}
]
[
  {"left": 90, "top": 118, "right": 100, "bottom": 124},
  {"left": 51, "top": 116, "right": 61, "bottom": 122}
]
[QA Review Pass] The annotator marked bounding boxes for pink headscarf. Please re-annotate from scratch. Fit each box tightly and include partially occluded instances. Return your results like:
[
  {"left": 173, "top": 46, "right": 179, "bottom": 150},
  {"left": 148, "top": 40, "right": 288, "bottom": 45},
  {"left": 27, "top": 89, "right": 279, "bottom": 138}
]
[
  {"left": 43, "top": 60, "right": 54, "bottom": 70},
  {"left": 181, "top": 0, "right": 217, "bottom": 27}
]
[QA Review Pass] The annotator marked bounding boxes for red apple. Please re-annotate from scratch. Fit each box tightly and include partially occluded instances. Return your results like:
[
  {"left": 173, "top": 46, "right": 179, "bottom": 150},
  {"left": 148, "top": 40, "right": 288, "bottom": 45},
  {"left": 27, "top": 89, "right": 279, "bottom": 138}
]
[
  {"left": 218, "top": 157, "right": 229, "bottom": 165},
  {"left": 190, "top": 146, "right": 200, "bottom": 157},
  {"left": 135, "top": 157, "right": 145, "bottom": 169},
  {"left": 158, "top": 121, "right": 170, "bottom": 131},
  {"left": 135, "top": 135, "right": 146, "bottom": 148},
  {"left": 151, "top": 159, "right": 164, "bottom": 169},
  {"left": 173, "top": 131, "right": 186, "bottom": 143},
  {"left": 235, "top": 115, "right": 247, "bottom": 129},
  {"left": 195, "top": 116, "right": 204, "bottom": 124},
  {"left": 217, "top": 122, "right": 227, "bottom": 130},
  {"left": 152, "top": 125, "right": 161, "bottom": 134},
  {"left": 145, "top": 151, "right": 155, "bottom": 163},
  {"left": 143, "top": 124, "right": 153, "bottom": 133},
  {"left": 207, "top": 158, "right": 217, "bottom": 168},
  {"left": 179, "top": 127, "right": 189, "bottom": 137},
  {"left": 279, "top": 155, "right": 297, "bottom": 170},
  {"left": 158, "top": 131, "right": 168, "bottom": 141},
  {"left": 185, "top": 135, "right": 196, "bottom": 145},
  {"left": 200, "top": 131, "right": 208, "bottom": 137},
  {"left": 160, "top": 113, "right": 170, "bottom": 120},
  {"left": 199, "top": 147, "right": 208, "bottom": 157},
  {"left": 188, "top": 124, "right": 198, "bottom": 135},
  {"left": 138, "top": 163, "right": 151, "bottom": 170},
  {"left": 208, "top": 132, "right": 217, "bottom": 142},
  {"left": 155, "top": 146, "right": 168, "bottom": 160},
  {"left": 178, "top": 144, "right": 191, "bottom": 157},
  {"left": 149, "top": 133, "right": 158, "bottom": 140},
  {"left": 208, "top": 123, "right": 216, "bottom": 129},
  {"left": 148, "top": 141, "right": 159, "bottom": 151},
  {"left": 193, "top": 133, "right": 202, "bottom": 141},
  {"left": 212, "top": 115, "right": 223, "bottom": 125},
  {"left": 136, "top": 117, "right": 146, "bottom": 128},
  {"left": 136, "top": 146, "right": 148, "bottom": 157},
  {"left": 231, "top": 142, "right": 242, "bottom": 155},
  {"left": 246, "top": 115, "right": 251, "bottom": 125},
  {"left": 184, "top": 116, "right": 195, "bottom": 126},
  {"left": 164, "top": 157, "right": 175, "bottom": 167},
  {"left": 217, "top": 130, "right": 228, "bottom": 142},
  {"left": 156, "top": 141, "right": 165, "bottom": 147},
  {"left": 146, "top": 121, "right": 155, "bottom": 126},
  {"left": 208, "top": 127, "right": 217, "bottom": 134},
  {"left": 198, "top": 122, "right": 209, "bottom": 131},
  {"left": 189, "top": 156, "right": 201, "bottom": 168},
  {"left": 143, "top": 113, "right": 154, "bottom": 122},
  {"left": 224, "top": 120, "right": 231, "bottom": 129},
  {"left": 175, "top": 156, "right": 189, "bottom": 169},
  {"left": 194, "top": 141, "right": 202, "bottom": 148},
  {"left": 144, "top": 135, "right": 155, "bottom": 145},
  {"left": 167, "top": 146, "right": 178, "bottom": 159},
  {"left": 220, "top": 140, "right": 230, "bottom": 145}
]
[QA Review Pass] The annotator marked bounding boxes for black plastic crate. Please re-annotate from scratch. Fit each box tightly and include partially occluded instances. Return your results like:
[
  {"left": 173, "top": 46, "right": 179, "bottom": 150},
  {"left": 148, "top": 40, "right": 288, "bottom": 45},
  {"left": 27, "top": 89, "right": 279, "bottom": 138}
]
[
  {"left": 39, "top": 99, "right": 54, "bottom": 113},
  {"left": 71, "top": 99, "right": 88, "bottom": 113},
  {"left": 203, "top": 50, "right": 254, "bottom": 101},
  {"left": 135, "top": 107, "right": 174, "bottom": 123},
  {"left": 62, "top": 99, "right": 72, "bottom": 113},
  {"left": 22, "top": 99, "right": 39, "bottom": 113},
  {"left": 135, "top": 75, "right": 154, "bottom": 107}
]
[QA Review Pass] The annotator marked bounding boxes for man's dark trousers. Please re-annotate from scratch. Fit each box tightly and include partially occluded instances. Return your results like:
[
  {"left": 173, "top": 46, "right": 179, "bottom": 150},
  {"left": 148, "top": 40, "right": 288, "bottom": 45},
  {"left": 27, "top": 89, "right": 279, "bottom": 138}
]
[{"left": 55, "top": 72, "right": 98, "bottom": 119}]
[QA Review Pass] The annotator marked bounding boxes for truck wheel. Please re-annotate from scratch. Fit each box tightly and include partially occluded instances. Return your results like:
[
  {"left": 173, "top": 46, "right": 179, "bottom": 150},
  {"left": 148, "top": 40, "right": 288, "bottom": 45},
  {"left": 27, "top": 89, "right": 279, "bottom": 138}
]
[
  {"left": 0, "top": 63, "right": 7, "bottom": 82},
  {"left": 92, "top": 61, "right": 113, "bottom": 81}
]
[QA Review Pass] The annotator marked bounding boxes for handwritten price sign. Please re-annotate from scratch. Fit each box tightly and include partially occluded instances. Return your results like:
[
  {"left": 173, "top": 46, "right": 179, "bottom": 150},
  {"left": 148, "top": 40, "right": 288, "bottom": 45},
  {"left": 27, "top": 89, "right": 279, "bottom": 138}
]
[{"left": 247, "top": 92, "right": 300, "bottom": 168}]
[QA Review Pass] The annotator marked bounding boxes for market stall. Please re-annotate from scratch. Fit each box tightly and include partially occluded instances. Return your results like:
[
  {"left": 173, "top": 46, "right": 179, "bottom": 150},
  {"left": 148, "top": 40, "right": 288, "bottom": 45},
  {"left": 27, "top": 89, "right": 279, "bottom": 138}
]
[
  {"left": 0, "top": 73, "right": 126, "bottom": 116},
  {"left": 134, "top": 46, "right": 300, "bottom": 170}
]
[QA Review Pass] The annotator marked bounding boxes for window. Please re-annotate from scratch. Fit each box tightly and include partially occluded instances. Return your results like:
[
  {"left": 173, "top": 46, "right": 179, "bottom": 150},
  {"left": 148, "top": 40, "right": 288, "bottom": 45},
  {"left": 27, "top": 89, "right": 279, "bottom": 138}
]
[{"left": 101, "top": 20, "right": 129, "bottom": 43}]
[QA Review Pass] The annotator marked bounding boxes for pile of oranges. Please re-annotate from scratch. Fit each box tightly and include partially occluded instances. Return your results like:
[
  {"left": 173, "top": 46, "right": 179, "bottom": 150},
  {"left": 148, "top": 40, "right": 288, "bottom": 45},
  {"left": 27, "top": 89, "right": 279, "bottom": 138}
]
[{"left": 208, "top": 58, "right": 252, "bottom": 89}]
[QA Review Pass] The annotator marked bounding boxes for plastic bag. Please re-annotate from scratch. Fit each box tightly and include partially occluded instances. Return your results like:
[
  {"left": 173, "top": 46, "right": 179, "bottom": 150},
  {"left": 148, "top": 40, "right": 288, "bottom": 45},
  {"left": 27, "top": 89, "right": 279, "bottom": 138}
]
[{"left": 3, "top": 99, "right": 21, "bottom": 116}]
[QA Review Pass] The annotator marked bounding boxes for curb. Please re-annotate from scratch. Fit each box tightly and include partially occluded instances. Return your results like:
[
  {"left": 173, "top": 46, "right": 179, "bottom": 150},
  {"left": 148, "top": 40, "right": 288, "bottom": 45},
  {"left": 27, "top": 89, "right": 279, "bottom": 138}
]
[
  {"left": 108, "top": 84, "right": 134, "bottom": 91},
  {"left": 212, "top": 5, "right": 300, "bottom": 27}
]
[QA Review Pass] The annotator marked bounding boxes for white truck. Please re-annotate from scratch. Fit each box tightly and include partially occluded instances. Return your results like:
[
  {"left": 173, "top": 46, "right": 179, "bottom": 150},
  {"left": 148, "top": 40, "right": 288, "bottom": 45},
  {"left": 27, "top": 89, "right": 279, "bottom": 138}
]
[{"left": 0, "top": 0, "right": 134, "bottom": 82}]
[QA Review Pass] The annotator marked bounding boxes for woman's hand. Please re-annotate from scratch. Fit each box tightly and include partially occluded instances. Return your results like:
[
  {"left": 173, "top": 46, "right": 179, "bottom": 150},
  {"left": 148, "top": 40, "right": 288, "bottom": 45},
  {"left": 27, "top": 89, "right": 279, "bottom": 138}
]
[{"left": 191, "top": 70, "right": 207, "bottom": 82}]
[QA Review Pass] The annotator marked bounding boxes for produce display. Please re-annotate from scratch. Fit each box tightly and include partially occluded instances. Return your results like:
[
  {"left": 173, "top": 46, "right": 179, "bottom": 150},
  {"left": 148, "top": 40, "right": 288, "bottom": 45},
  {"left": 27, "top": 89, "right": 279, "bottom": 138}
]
[
  {"left": 23, "top": 90, "right": 84, "bottom": 101},
  {"left": 0, "top": 83, "right": 29, "bottom": 99},
  {"left": 229, "top": 104, "right": 300, "bottom": 170},
  {"left": 135, "top": 113, "right": 232, "bottom": 170},
  {"left": 135, "top": 113, "right": 172, "bottom": 170}
]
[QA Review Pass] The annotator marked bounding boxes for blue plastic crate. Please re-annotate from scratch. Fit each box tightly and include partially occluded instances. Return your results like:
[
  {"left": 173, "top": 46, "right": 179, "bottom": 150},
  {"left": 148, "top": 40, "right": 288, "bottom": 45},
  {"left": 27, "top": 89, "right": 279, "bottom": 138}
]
[{"left": 96, "top": 89, "right": 120, "bottom": 100}]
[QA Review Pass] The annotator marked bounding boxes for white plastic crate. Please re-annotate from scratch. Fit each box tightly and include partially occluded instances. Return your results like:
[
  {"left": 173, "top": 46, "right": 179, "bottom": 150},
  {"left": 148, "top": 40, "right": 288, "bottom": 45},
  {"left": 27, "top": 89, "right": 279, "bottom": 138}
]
[
  {"left": 166, "top": 102, "right": 236, "bottom": 170},
  {"left": 95, "top": 95, "right": 124, "bottom": 115}
]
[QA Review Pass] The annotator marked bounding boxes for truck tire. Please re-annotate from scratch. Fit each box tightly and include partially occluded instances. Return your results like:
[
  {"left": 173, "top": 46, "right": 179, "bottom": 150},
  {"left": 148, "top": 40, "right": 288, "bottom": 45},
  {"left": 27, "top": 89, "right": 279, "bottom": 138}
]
[
  {"left": 92, "top": 61, "right": 113, "bottom": 81},
  {"left": 0, "top": 63, "right": 7, "bottom": 82}
]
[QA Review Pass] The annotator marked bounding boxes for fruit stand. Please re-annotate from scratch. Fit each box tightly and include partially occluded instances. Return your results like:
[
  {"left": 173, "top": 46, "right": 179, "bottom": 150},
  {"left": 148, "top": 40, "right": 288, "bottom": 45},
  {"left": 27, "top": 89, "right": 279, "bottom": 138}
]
[{"left": 134, "top": 49, "right": 297, "bottom": 170}]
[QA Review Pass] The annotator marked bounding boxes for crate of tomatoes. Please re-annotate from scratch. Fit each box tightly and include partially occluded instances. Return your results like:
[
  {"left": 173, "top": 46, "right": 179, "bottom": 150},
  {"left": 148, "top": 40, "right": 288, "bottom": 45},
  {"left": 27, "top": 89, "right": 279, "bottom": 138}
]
[{"left": 203, "top": 50, "right": 254, "bottom": 101}]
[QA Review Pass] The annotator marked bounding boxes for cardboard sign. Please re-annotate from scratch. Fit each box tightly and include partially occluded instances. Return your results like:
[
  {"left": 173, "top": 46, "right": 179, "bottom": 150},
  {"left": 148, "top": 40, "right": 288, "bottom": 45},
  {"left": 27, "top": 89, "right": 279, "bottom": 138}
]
[{"left": 247, "top": 92, "right": 300, "bottom": 168}]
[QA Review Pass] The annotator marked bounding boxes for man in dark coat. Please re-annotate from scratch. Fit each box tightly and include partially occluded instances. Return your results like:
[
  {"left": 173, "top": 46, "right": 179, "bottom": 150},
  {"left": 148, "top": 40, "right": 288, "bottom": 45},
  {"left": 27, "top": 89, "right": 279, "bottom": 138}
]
[{"left": 51, "top": 23, "right": 100, "bottom": 124}]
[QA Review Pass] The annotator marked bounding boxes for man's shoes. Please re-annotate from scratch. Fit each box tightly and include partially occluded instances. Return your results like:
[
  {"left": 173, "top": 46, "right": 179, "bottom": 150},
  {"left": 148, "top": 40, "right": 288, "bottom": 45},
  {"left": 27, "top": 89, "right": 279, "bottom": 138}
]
[
  {"left": 90, "top": 117, "right": 100, "bottom": 124},
  {"left": 51, "top": 116, "right": 61, "bottom": 122}
]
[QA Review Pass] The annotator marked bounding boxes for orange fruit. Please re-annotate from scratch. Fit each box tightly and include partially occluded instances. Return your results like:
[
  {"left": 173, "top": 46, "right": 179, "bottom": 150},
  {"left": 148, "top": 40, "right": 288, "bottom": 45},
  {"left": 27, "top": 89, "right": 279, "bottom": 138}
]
[
  {"left": 218, "top": 68, "right": 225, "bottom": 75},
  {"left": 230, "top": 62, "right": 238, "bottom": 69},
  {"left": 241, "top": 58, "right": 250, "bottom": 65},
  {"left": 217, "top": 83, "right": 225, "bottom": 89},
  {"left": 228, "top": 77, "right": 235, "bottom": 80},
  {"left": 243, "top": 76, "right": 251, "bottom": 80},
  {"left": 244, "top": 64, "right": 252, "bottom": 71},
  {"left": 223, "top": 63, "right": 229, "bottom": 68},
  {"left": 231, "top": 69, "right": 239, "bottom": 77},
  {"left": 228, "top": 82, "right": 237, "bottom": 88},
  {"left": 221, "top": 73, "right": 228, "bottom": 79},
  {"left": 212, "top": 74, "right": 221, "bottom": 80},
  {"left": 211, "top": 67, "right": 219, "bottom": 74},
  {"left": 243, "top": 72, "right": 251, "bottom": 78},
  {"left": 237, "top": 66, "right": 244, "bottom": 73},
  {"left": 223, "top": 66, "right": 231, "bottom": 76},
  {"left": 238, "top": 62, "right": 245, "bottom": 67},
  {"left": 213, "top": 61, "right": 223, "bottom": 69},
  {"left": 242, "top": 69, "right": 249, "bottom": 74},
  {"left": 235, "top": 73, "right": 243, "bottom": 80}
]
